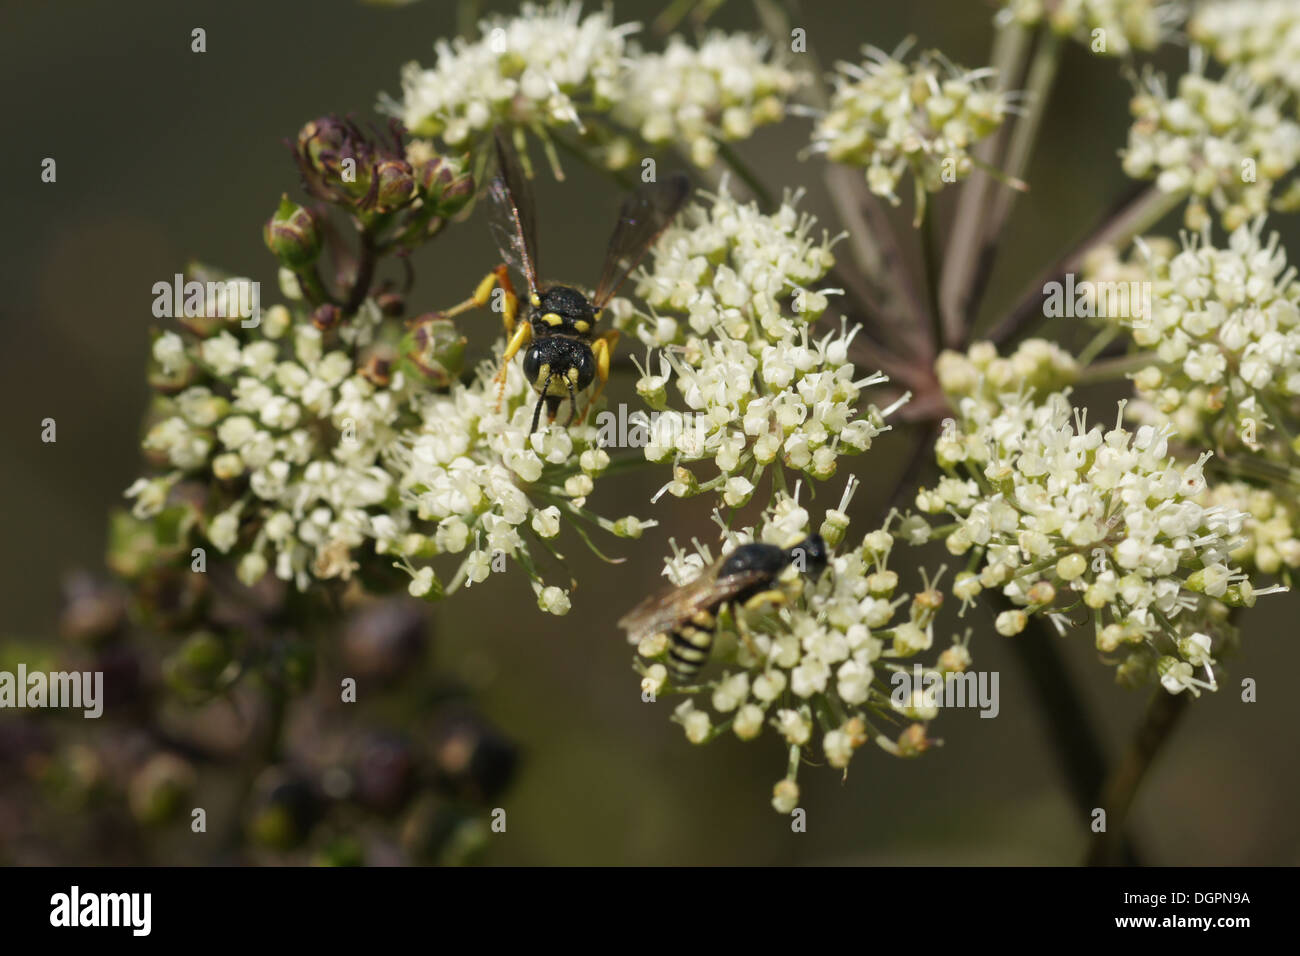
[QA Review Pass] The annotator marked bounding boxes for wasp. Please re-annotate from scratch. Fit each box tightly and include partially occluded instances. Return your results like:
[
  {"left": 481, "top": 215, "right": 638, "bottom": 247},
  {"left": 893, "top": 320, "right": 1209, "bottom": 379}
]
[
  {"left": 438, "top": 129, "right": 690, "bottom": 433},
  {"left": 618, "top": 534, "right": 829, "bottom": 681}
]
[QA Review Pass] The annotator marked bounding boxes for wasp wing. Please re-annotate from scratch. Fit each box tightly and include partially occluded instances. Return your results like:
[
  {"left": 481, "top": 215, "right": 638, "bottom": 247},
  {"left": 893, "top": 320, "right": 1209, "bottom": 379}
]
[
  {"left": 618, "top": 561, "right": 769, "bottom": 645},
  {"left": 485, "top": 128, "right": 541, "bottom": 297},
  {"left": 591, "top": 173, "right": 690, "bottom": 310}
]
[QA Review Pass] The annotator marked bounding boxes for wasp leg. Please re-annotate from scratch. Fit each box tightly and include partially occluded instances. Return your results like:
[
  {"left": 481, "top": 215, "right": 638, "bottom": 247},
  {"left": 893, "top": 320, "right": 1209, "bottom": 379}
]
[
  {"left": 742, "top": 589, "right": 788, "bottom": 612},
  {"left": 732, "top": 605, "right": 762, "bottom": 662},
  {"left": 438, "top": 264, "right": 519, "bottom": 333},
  {"left": 577, "top": 329, "right": 619, "bottom": 424},
  {"left": 495, "top": 320, "right": 533, "bottom": 411}
]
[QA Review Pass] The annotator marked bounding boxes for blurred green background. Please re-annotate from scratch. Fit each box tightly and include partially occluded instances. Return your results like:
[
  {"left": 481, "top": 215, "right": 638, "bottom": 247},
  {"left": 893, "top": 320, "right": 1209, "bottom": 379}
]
[{"left": 2, "top": 0, "right": 1298, "bottom": 864}]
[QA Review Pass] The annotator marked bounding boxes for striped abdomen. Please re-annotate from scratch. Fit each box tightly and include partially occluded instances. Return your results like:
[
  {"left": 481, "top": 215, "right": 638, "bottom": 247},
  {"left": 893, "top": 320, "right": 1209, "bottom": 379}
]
[{"left": 666, "top": 609, "right": 718, "bottom": 679}]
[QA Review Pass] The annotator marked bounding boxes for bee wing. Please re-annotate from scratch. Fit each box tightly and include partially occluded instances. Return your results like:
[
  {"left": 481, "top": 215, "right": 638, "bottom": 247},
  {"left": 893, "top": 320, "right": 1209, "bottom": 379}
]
[
  {"left": 591, "top": 173, "right": 691, "bottom": 310},
  {"left": 618, "top": 562, "right": 769, "bottom": 644},
  {"left": 485, "top": 128, "right": 541, "bottom": 297}
]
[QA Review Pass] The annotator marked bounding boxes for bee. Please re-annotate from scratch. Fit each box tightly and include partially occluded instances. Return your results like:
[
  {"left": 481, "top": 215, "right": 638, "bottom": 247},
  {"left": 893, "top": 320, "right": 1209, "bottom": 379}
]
[
  {"left": 619, "top": 534, "right": 829, "bottom": 681},
  {"left": 438, "top": 129, "right": 690, "bottom": 433}
]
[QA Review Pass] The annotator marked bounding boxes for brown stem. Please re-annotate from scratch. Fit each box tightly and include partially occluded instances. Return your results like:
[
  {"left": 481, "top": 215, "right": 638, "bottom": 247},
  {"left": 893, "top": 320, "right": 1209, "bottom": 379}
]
[
  {"left": 989, "top": 598, "right": 1143, "bottom": 864},
  {"left": 987, "top": 183, "right": 1178, "bottom": 347},
  {"left": 940, "top": 19, "right": 1033, "bottom": 346},
  {"left": 342, "top": 231, "right": 377, "bottom": 317},
  {"left": 1085, "top": 689, "right": 1190, "bottom": 866}
]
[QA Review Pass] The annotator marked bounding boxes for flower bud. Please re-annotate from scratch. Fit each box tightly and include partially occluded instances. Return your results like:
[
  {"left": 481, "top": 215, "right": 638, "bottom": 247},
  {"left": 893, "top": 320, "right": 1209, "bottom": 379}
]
[
  {"left": 372, "top": 158, "right": 416, "bottom": 212},
  {"left": 818, "top": 508, "right": 850, "bottom": 549},
  {"left": 413, "top": 155, "right": 475, "bottom": 216},
  {"left": 771, "top": 778, "right": 800, "bottom": 814},
  {"left": 263, "top": 195, "right": 322, "bottom": 267},
  {"left": 399, "top": 315, "right": 466, "bottom": 387},
  {"left": 311, "top": 303, "right": 341, "bottom": 332}
]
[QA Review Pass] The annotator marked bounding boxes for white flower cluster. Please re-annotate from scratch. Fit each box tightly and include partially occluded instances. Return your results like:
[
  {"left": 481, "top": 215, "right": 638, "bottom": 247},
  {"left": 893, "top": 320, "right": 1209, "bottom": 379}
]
[
  {"left": 809, "top": 45, "right": 1014, "bottom": 213},
  {"left": 1191, "top": 0, "right": 1300, "bottom": 96},
  {"left": 611, "top": 184, "right": 899, "bottom": 505},
  {"left": 634, "top": 486, "right": 955, "bottom": 813},
  {"left": 613, "top": 32, "right": 806, "bottom": 168},
  {"left": 997, "top": 0, "right": 1184, "bottom": 55},
  {"left": 921, "top": 386, "right": 1279, "bottom": 694},
  {"left": 1089, "top": 220, "right": 1300, "bottom": 456},
  {"left": 1122, "top": 62, "right": 1300, "bottom": 229},
  {"left": 128, "top": 299, "right": 653, "bottom": 616},
  {"left": 935, "top": 338, "right": 1080, "bottom": 414},
  {"left": 1200, "top": 481, "right": 1300, "bottom": 577},
  {"left": 390, "top": 2, "right": 633, "bottom": 145},
  {"left": 387, "top": 3, "right": 803, "bottom": 169}
]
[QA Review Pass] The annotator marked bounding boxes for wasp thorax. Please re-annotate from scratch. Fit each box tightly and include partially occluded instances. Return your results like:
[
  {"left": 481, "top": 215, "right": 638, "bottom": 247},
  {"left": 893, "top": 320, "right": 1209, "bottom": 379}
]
[{"left": 532, "top": 285, "right": 597, "bottom": 335}]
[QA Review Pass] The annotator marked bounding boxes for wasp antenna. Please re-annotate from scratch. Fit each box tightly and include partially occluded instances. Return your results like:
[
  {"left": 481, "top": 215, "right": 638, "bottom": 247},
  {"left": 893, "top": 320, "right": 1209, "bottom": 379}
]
[{"left": 529, "top": 387, "right": 549, "bottom": 435}]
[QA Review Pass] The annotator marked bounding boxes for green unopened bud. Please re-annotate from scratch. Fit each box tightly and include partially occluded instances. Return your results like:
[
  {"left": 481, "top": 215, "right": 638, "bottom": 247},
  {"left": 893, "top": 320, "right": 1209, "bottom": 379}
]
[
  {"left": 613, "top": 516, "right": 649, "bottom": 539},
  {"left": 635, "top": 374, "right": 669, "bottom": 410},
  {"left": 373, "top": 158, "right": 416, "bottom": 211},
  {"left": 819, "top": 508, "right": 850, "bottom": 549},
  {"left": 263, "top": 194, "right": 321, "bottom": 267},
  {"left": 398, "top": 315, "right": 466, "bottom": 387},
  {"left": 414, "top": 156, "right": 474, "bottom": 216},
  {"left": 1222, "top": 581, "right": 1256, "bottom": 608}
]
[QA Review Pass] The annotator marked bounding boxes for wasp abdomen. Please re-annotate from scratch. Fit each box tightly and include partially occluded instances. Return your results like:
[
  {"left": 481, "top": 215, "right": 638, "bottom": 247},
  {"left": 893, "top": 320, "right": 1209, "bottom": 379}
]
[{"left": 665, "top": 608, "right": 718, "bottom": 679}]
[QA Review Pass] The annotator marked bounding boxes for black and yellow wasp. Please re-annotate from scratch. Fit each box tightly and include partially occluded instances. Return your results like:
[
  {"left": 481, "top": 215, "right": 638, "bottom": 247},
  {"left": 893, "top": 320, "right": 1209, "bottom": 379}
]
[
  {"left": 440, "top": 129, "right": 690, "bottom": 433},
  {"left": 619, "top": 534, "right": 829, "bottom": 680}
]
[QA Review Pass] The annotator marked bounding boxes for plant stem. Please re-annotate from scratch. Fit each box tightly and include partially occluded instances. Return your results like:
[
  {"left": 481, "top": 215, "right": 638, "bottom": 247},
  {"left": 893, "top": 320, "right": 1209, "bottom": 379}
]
[
  {"left": 1078, "top": 351, "right": 1153, "bottom": 385},
  {"left": 716, "top": 140, "right": 775, "bottom": 210},
  {"left": 551, "top": 132, "right": 639, "bottom": 190},
  {"left": 756, "top": 0, "right": 930, "bottom": 358},
  {"left": 985, "top": 30, "right": 1062, "bottom": 237},
  {"left": 920, "top": 205, "right": 944, "bottom": 356},
  {"left": 941, "top": 17, "right": 1033, "bottom": 346},
  {"left": 989, "top": 597, "right": 1142, "bottom": 864},
  {"left": 989, "top": 185, "right": 1184, "bottom": 347},
  {"left": 956, "top": 29, "right": 1063, "bottom": 339},
  {"left": 342, "top": 231, "right": 377, "bottom": 316},
  {"left": 1076, "top": 325, "right": 1120, "bottom": 367},
  {"left": 1085, "top": 689, "right": 1189, "bottom": 865}
]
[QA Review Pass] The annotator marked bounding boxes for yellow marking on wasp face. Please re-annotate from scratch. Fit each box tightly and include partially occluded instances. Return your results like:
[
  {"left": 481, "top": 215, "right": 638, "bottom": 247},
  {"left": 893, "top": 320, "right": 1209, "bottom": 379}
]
[
  {"left": 541, "top": 312, "right": 563, "bottom": 327},
  {"left": 573, "top": 320, "right": 590, "bottom": 333},
  {"left": 529, "top": 293, "right": 541, "bottom": 307},
  {"left": 566, "top": 367, "right": 580, "bottom": 383}
]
